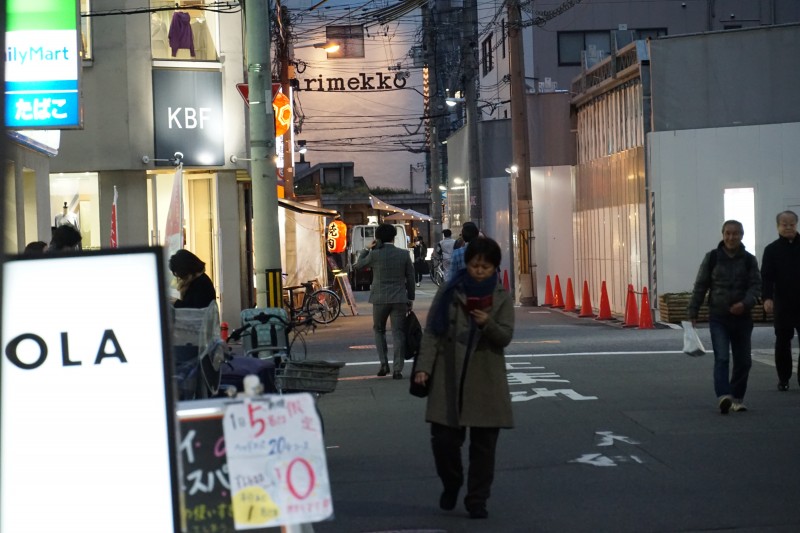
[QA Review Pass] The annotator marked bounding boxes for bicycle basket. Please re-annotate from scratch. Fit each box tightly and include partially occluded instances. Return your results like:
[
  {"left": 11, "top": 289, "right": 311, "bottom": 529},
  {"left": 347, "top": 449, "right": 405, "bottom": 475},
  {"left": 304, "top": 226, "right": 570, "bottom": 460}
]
[{"left": 275, "top": 360, "right": 345, "bottom": 394}]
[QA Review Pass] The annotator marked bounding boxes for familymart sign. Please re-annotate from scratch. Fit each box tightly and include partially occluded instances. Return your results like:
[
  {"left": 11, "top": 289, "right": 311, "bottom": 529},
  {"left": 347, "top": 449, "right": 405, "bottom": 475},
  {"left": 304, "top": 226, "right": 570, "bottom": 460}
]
[{"left": 5, "top": 0, "right": 81, "bottom": 129}]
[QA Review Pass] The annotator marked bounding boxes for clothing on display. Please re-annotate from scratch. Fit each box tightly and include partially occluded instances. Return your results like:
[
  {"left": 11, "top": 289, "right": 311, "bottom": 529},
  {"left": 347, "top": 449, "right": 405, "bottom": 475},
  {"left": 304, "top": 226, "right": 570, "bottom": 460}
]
[
  {"left": 151, "top": 13, "right": 169, "bottom": 57},
  {"left": 191, "top": 17, "right": 217, "bottom": 60},
  {"left": 168, "top": 11, "right": 195, "bottom": 57}
]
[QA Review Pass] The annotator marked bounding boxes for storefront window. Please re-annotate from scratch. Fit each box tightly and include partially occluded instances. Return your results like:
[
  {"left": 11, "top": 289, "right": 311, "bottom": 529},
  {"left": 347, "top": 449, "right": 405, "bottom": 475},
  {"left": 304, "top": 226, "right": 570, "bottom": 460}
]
[
  {"left": 151, "top": 0, "right": 219, "bottom": 61},
  {"left": 81, "top": 0, "right": 92, "bottom": 60},
  {"left": 49, "top": 172, "right": 101, "bottom": 250},
  {"left": 146, "top": 170, "right": 219, "bottom": 291}
]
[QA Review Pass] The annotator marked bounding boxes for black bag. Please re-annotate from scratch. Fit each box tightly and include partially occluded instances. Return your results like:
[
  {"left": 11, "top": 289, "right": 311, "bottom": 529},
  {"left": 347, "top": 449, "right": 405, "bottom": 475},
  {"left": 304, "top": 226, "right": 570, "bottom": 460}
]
[
  {"left": 408, "top": 354, "right": 429, "bottom": 398},
  {"left": 404, "top": 310, "right": 423, "bottom": 360}
]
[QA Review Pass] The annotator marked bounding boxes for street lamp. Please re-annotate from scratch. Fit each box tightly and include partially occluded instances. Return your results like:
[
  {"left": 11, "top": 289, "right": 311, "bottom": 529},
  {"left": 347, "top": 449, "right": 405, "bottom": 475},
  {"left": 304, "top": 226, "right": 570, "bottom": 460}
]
[
  {"left": 445, "top": 97, "right": 465, "bottom": 107},
  {"left": 294, "top": 41, "right": 340, "bottom": 53}
]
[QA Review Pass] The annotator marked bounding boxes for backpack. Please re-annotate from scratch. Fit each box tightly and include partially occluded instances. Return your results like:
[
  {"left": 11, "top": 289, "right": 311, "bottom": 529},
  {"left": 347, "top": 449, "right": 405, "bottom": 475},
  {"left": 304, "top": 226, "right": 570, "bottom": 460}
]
[{"left": 404, "top": 310, "right": 423, "bottom": 360}]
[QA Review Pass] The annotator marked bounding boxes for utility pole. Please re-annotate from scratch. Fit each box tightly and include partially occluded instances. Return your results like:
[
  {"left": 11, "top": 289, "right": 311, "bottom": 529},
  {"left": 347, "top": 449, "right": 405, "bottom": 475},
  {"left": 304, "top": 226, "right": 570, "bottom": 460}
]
[
  {"left": 508, "top": 0, "right": 536, "bottom": 305},
  {"left": 245, "top": 0, "right": 283, "bottom": 308},
  {"left": 463, "top": 0, "right": 482, "bottom": 229},
  {"left": 422, "top": 2, "right": 443, "bottom": 243}
]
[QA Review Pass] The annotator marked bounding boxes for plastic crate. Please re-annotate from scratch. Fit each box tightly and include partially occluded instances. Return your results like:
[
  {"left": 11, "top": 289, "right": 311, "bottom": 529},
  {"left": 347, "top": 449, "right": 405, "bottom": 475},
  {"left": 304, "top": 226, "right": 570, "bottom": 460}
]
[{"left": 275, "top": 360, "right": 345, "bottom": 393}]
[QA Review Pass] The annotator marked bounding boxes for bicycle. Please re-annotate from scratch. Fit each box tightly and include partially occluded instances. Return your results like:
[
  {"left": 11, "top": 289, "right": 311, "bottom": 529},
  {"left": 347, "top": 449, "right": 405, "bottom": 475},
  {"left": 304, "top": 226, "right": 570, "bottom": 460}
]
[
  {"left": 429, "top": 255, "right": 445, "bottom": 286},
  {"left": 228, "top": 309, "right": 313, "bottom": 362},
  {"left": 283, "top": 279, "right": 342, "bottom": 325},
  {"left": 227, "top": 311, "right": 344, "bottom": 397}
]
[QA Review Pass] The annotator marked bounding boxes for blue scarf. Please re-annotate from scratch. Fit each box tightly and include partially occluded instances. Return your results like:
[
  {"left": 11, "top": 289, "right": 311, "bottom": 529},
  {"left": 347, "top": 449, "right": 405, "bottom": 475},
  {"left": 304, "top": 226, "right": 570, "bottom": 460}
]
[{"left": 427, "top": 271, "right": 496, "bottom": 336}]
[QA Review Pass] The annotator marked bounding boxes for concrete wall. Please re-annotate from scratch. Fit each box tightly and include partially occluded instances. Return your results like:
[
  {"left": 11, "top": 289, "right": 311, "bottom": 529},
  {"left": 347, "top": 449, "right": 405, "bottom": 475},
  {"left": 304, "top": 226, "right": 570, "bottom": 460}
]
[
  {"left": 649, "top": 24, "right": 800, "bottom": 131},
  {"left": 649, "top": 122, "right": 800, "bottom": 295}
]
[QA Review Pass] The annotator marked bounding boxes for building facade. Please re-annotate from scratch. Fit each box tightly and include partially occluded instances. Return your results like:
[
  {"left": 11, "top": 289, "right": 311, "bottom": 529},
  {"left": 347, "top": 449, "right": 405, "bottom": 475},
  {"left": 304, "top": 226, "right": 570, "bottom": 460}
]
[{"left": 460, "top": 0, "right": 800, "bottom": 313}]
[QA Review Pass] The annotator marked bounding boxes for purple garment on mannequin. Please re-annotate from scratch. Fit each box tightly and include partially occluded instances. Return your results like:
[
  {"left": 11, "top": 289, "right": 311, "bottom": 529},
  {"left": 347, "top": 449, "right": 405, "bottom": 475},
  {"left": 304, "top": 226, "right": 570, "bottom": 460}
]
[{"left": 168, "top": 12, "right": 195, "bottom": 57}]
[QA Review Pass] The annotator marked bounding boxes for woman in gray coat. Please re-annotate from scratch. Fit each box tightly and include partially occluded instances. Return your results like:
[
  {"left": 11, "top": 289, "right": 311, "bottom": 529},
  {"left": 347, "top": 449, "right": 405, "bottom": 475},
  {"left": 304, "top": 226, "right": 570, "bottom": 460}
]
[{"left": 413, "top": 237, "right": 514, "bottom": 519}]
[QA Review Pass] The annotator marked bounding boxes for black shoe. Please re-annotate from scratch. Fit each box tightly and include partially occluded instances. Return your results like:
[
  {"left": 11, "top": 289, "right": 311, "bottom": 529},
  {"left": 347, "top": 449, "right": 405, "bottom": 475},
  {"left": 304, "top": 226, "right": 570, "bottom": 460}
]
[
  {"left": 377, "top": 366, "right": 389, "bottom": 377},
  {"left": 778, "top": 382, "right": 789, "bottom": 391},
  {"left": 439, "top": 489, "right": 459, "bottom": 510},
  {"left": 467, "top": 504, "right": 488, "bottom": 519},
  {"left": 718, "top": 396, "right": 732, "bottom": 415},
  {"left": 392, "top": 371, "right": 403, "bottom": 380}
]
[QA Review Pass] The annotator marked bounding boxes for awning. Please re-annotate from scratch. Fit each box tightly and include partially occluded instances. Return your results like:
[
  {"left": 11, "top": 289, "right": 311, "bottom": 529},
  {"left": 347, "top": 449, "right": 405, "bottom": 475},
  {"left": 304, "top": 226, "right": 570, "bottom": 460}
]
[
  {"left": 278, "top": 198, "right": 339, "bottom": 217},
  {"left": 384, "top": 210, "right": 432, "bottom": 222},
  {"left": 369, "top": 195, "right": 432, "bottom": 221}
]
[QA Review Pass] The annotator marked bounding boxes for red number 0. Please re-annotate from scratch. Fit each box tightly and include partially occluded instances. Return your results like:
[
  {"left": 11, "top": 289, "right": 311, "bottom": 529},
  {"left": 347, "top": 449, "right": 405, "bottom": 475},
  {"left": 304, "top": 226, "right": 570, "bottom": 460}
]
[{"left": 286, "top": 458, "right": 316, "bottom": 500}]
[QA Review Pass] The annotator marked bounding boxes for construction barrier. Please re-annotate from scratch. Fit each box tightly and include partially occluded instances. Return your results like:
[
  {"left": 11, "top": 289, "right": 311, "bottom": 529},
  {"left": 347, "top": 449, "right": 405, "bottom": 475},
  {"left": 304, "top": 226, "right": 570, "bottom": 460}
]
[
  {"left": 552, "top": 275, "right": 564, "bottom": 308},
  {"left": 623, "top": 284, "right": 640, "bottom": 327},
  {"left": 639, "top": 287, "right": 654, "bottom": 329},
  {"left": 596, "top": 281, "right": 613, "bottom": 320},
  {"left": 578, "top": 280, "right": 595, "bottom": 317},
  {"left": 564, "top": 278, "right": 577, "bottom": 312},
  {"left": 543, "top": 275, "right": 553, "bottom": 306}
]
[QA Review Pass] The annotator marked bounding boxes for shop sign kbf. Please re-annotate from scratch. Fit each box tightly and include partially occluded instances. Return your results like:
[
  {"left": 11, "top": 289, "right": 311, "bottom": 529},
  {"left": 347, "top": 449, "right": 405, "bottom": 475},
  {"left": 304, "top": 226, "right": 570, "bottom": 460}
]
[{"left": 153, "top": 69, "right": 224, "bottom": 166}]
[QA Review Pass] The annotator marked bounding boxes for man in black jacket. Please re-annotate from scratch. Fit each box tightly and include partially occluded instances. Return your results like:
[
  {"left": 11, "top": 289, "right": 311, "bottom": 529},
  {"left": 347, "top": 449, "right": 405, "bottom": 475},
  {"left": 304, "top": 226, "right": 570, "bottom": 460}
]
[
  {"left": 761, "top": 210, "right": 800, "bottom": 391},
  {"left": 688, "top": 220, "right": 761, "bottom": 414}
]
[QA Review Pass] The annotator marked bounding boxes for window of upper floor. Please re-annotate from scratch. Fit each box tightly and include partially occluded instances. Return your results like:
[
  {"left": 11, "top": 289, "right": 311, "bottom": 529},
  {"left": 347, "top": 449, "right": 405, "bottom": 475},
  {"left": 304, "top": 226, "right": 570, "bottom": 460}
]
[
  {"left": 558, "top": 28, "right": 667, "bottom": 67},
  {"left": 150, "top": 0, "right": 220, "bottom": 61},
  {"left": 80, "top": 0, "right": 92, "bottom": 60},
  {"left": 481, "top": 33, "right": 494, "bottom": 76},
  {"left": 326, "top": 25, "right": 365, "bottom": 59}
]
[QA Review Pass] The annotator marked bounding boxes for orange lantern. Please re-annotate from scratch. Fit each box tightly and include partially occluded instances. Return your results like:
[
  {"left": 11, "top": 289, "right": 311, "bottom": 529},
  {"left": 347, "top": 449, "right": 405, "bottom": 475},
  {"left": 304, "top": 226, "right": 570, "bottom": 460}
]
[
  {"left": 273, "top": 92, "right": 292, "bottom": 137},
  {"left": 327, "top": 219, "right": 347, "bottom": 253}
]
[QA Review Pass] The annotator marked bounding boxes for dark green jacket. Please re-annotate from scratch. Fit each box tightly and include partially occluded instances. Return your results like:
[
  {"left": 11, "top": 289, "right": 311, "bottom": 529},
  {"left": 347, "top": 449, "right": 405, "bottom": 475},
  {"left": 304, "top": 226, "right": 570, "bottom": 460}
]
[
  {"left": 416, "top": 283, "right": 514, "bottom": 429},
  {"left": 688, "top": 242, "right": 761, "bottom": 319}
]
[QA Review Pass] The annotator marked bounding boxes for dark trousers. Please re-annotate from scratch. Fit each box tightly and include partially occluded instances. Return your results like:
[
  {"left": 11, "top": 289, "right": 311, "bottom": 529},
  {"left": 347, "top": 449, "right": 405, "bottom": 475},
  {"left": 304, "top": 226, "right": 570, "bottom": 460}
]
[
  {"left": 430, "top": 423, "right": 500, "bottom": 509},
  {"left": 414, "top": 261, "right": 425, "bottom": 282},
  {"left": 775, "top": 324, "right": 800, "bottom": 384},
  {"left": 709, "top": 315, "right": 753, "bottom": 400}
]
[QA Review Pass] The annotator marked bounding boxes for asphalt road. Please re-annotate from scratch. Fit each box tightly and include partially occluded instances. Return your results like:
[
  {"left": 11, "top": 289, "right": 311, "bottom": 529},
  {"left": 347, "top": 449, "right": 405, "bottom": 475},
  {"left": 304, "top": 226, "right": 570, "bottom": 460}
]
[{"left": 297, "top": 281, "right": 800, "bottom": 533}]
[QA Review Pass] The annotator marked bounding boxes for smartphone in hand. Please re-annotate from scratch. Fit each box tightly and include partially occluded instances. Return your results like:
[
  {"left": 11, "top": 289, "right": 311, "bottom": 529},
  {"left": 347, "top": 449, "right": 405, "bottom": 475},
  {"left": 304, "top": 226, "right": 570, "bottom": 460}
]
[{"left": 465, "top": 295, "right": 493, "bottom": 312}]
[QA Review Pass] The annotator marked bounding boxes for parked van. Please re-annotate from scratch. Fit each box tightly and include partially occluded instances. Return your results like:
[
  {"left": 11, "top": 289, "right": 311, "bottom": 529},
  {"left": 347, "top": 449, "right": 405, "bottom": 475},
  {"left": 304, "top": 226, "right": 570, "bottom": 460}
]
[{"left": 347, "top": 224, "right": 411, "bottom": 290}]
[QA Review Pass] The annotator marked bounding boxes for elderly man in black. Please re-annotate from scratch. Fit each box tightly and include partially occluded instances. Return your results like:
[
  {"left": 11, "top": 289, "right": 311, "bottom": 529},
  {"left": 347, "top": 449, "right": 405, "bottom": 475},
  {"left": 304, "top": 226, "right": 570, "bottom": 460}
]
[{"left": 761, "top": 210, "right": 800, "bottom": 391}]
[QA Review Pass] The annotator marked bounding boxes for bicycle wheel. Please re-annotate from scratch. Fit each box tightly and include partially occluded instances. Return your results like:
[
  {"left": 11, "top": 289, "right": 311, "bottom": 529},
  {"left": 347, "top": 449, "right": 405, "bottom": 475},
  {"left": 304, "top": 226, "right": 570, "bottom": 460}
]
[
  {"left": 288, "top": 329, "right": 307, "bottom": 361},
  {"left": 429, "top": 258, "right": 440, "bottom": 283},
  {"left": 305, "top": 289, "right": 341, "bottom": 324}
]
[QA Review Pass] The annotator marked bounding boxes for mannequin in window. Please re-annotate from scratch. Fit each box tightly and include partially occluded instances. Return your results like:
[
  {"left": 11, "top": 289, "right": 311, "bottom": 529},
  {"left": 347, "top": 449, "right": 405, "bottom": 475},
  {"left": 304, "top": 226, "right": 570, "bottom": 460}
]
[{"left": 54, "top": 202, "right": 80, "bottom": 230}]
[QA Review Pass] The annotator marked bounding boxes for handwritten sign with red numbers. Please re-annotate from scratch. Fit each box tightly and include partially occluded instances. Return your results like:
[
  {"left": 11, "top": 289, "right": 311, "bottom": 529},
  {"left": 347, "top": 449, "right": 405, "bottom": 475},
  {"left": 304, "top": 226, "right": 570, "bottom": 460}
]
[{"left": 222, "top": 393, "right": 333, "bottom": 529}]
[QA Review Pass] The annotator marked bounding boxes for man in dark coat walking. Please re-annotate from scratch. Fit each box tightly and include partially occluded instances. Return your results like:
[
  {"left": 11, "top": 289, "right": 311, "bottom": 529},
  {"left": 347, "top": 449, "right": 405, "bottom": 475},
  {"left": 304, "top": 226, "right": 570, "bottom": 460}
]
[{"left": 761, "top": 210, "right": 800, "bottom": 391}]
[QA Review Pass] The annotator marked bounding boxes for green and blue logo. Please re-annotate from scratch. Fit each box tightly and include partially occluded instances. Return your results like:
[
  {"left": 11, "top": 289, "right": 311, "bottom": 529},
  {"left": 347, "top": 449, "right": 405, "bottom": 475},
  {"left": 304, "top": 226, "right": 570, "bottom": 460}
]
[{"left": 5, "top": 0, "right": 81, "bottom": 129}]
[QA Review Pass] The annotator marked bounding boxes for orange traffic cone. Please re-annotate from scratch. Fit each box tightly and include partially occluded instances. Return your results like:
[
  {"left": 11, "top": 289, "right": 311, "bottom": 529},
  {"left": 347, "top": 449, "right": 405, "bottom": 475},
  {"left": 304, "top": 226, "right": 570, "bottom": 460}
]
[
  {"left": 579, "top": 281, "right": 595, "bottom": 317},
  {"left": 596, "top": 281, "right": 613, "bottom": 320},
  {"left": 623, "top": 284, "right": 639, "bottom": 327},
  {"left": 639, "top": 287, "right": 654, "bottom": 329},
  {"left": 502, "top": 270, "right": 510, "bottom": 291},
  {"left": 564, "top": 278, "right": 577, "bottom": 312},
  {"left": 543, "top": 275, "right": 553, "bottom": 306},
  {"left": 553, "top": 275, "right": 564, "bottom": 308}
]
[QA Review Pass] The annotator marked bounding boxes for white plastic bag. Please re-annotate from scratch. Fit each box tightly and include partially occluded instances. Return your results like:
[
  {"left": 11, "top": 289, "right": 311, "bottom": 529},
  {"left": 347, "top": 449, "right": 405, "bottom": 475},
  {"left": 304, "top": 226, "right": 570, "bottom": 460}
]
[{"left": 681, "top": 320, "right": 706, "bottom": 356}]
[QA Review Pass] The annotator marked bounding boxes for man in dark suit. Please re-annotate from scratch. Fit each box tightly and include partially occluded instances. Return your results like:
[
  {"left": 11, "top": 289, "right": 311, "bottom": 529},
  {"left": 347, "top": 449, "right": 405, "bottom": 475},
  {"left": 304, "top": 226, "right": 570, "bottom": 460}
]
[{"left": 353, "top": 223, "right": 415, "bottom": 379}]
